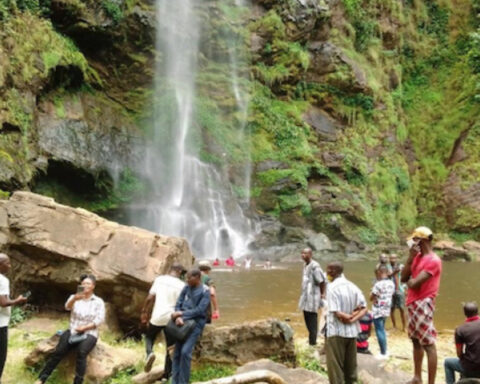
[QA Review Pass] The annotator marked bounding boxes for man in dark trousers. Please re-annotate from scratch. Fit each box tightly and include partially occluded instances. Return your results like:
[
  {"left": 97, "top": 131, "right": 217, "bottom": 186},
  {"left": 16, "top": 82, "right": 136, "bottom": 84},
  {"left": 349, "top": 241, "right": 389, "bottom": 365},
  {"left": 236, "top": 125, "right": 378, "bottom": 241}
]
[
  {"left": 444, "top": 302, "right": 480, "bottom": 383},
  {"left": 0, "top": 253, "right": 27, "bottom": 383},
  {"left": 401, "top": 226, "right": 442, "bottom": 384},
  {"left": 171, "top": 269, "right": 210, "bottom": 384},
  {"left": 298, "top": 248, "right": 326, "bottom": 346}
]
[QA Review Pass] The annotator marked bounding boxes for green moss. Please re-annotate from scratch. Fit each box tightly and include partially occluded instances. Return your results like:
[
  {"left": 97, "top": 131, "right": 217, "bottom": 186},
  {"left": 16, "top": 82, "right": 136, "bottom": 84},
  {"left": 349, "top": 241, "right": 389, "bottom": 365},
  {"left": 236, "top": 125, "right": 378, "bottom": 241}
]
[{"left": 101, "top": 0, "right": 123, "bottom": 23}]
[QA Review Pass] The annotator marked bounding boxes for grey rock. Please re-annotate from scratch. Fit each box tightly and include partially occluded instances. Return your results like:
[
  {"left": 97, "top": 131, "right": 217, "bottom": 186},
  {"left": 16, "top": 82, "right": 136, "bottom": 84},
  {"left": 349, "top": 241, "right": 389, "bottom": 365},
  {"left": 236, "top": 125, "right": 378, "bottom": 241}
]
[
  {"left": 305, "top": 230, "right": 332, "bottom": 251},
  {"left": 303, "top": 107, "right": 340, "bottom": 142}
]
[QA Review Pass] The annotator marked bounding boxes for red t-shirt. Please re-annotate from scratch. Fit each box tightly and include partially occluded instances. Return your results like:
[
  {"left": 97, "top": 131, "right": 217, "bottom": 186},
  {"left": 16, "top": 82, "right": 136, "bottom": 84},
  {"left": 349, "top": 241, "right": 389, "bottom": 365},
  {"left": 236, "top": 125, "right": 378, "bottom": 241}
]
[{"left": 406, "top": 252, "right": 442, "bottom": 305}]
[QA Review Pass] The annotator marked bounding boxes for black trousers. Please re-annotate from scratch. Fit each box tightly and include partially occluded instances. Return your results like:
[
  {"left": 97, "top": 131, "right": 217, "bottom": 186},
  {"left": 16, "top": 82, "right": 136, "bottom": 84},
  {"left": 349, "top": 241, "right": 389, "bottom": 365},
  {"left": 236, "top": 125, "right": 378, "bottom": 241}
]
[
  {"left": 303, "top": 311, "right": 318, "bottom": 346},
  {"left": 38, "top": 330, "right": 97, "bottom": 384},
  {"left": 145, "top": 323, "right": 174, "bottom": 378},
  {"left": 0, "top": 326, "right": 7, "bottom": 381}
]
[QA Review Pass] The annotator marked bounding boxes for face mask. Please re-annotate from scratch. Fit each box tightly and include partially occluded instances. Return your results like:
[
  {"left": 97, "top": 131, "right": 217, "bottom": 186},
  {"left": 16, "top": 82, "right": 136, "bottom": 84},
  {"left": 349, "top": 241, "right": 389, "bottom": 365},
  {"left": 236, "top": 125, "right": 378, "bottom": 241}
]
[
  {"left": 327, "top": 274, "right": 334, "bottom": 282},
  {"left": 406, "top": 238, "right": 419, "bottom": 249}
]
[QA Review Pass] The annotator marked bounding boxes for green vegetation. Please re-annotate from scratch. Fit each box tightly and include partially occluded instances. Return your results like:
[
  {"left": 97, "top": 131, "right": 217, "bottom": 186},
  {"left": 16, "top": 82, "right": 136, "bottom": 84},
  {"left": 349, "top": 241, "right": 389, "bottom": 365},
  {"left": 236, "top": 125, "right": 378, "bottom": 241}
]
[{"left": 101, "top": 0, "right": 123, "bottom": 23}]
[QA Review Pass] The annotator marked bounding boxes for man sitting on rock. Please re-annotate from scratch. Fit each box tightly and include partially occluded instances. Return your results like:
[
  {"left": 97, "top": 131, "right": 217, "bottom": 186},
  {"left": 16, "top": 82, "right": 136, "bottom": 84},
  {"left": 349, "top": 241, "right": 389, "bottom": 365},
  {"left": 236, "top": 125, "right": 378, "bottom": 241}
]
[
  {"left": 325, "top": 261, "right": 367, "bottom": 384},
  {"left": 444, "top": 302, "right": 480, "bottom": 384}
]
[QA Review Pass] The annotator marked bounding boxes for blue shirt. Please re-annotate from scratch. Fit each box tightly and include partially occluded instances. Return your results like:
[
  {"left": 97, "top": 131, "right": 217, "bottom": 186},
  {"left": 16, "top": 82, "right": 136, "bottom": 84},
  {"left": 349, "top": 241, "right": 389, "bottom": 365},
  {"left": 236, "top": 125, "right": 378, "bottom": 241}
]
[{"left": 175, "top": 284, "right": 211, "bottom": 325}]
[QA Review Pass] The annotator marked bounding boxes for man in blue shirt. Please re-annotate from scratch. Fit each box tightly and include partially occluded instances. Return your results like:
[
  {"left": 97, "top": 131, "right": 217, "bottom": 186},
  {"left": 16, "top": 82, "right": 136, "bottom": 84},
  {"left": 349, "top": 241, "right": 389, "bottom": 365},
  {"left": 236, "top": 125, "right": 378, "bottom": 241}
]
[{"left": 171, "top": 269, "right": 210, "bottom": 384}]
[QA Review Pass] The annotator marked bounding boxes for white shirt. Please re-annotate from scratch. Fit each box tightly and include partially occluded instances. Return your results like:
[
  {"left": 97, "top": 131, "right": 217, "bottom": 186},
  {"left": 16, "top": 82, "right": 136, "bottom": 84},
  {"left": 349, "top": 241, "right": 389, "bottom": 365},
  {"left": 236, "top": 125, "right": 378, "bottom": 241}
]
[
  {"left": 67, "top": 294, "right": 105, "bottom": 338},
  {"left": 326, "top": 276, "right": 366, "bottom": 338},
  {"left": 149, "top": 275, "right": 185, "bottom": 326},
  {"left": 0, "top": 274, "right": 10, "bottom": 327}
]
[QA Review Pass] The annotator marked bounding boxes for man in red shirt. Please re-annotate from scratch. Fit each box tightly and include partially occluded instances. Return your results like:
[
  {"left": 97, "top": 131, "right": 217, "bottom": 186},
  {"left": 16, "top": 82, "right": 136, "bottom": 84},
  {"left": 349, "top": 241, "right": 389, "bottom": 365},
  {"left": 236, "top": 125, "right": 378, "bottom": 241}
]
[{"left": 401, "top": 226, "right": 442, "bottom": 384}]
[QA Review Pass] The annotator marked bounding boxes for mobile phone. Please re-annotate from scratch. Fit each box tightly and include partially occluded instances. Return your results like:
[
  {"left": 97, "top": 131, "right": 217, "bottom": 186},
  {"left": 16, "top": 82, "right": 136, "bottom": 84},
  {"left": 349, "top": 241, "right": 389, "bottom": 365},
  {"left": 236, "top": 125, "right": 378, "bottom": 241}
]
[
  {"left": 23, "top": 291, "right": 31, "bottom": 298},
  {"left": 77, "top": 286, "right": 85, "bottom": 293}
]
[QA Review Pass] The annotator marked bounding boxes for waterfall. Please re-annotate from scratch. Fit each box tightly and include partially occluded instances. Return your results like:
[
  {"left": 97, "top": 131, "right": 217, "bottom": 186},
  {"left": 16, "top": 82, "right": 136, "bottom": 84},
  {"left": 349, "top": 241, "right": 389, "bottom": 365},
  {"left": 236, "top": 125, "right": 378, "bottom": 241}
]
[{"left": 127, "top": 0, "right": 254, "bottom": 260}]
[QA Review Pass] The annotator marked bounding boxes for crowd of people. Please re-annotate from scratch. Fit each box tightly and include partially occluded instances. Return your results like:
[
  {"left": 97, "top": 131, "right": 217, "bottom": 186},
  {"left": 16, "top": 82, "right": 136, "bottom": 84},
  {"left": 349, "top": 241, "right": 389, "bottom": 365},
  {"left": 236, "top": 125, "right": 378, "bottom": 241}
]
[
  {"left": 0, "top": 225, "right": 479, "bottom": 384},
  {"left": 299, "top": 226, "right": 480, "bottom": 384}
]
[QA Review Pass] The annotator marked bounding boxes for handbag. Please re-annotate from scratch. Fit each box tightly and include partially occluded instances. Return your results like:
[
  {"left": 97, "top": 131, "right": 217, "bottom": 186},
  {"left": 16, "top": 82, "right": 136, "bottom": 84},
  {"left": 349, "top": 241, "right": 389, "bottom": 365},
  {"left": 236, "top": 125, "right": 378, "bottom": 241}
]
[
  {"left": 165, "top": 318, "right": 196, "bottom": 342},
  {"left": 68, "top": 332, "right": 88, "bottom": 345}
]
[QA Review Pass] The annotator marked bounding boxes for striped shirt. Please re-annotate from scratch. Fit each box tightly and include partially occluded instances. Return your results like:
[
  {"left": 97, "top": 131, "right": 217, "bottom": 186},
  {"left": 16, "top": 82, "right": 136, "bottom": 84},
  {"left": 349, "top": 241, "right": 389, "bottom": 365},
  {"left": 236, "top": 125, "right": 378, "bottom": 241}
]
[
  {"left": 326, "top": 276, "right": 366, "bottom": 338},
  {"left": 299, "top": 260, "right": 326, "bottom": 312},
  {"left": 66, "top": 294, "right": 105, "bottom": 338}
]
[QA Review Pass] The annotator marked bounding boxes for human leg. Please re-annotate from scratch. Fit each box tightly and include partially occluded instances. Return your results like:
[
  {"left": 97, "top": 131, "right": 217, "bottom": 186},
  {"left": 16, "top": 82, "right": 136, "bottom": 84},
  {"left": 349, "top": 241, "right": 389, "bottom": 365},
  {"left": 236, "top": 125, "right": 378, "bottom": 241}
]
[
  {"left": 390, "top": 307, "right": 397, "bottom": 329},
  {"left": 444, "top": 357, "right": 464, "bottom": 384},
  {"left": 424, "top": 343, "right": 437, "bottom": 384},
  {"left": 145, "top": 323, "right": 163, "bottom": 356},
  {"left": 410, "top": 338, "right": 424, "bottom": 384},
  {"left": 162, "top": 327, "right": 175, "bottom": 378},
  {"left": 73, "top": 335, "right": 97, "bottom": 384},
  {"left": 325, "top": 336, "right": 345, "bottom": 384},
  {"left": 38, "top": 330, "right": 73, "bottom": 383},
  {"left": 344, "top": 337, "right": 358, "bottom": 384},
  {"left": 175, "top": 325, "right": 203, "bottom": 384},
  {"left": 0, "top": 327, "right": 7, "bottom": 381},
  {"left": 303, "top": 311, "right": 318, "bottom": 346},
  {"left": 373, "top": 317, "right": 387, "bottom": 355}
]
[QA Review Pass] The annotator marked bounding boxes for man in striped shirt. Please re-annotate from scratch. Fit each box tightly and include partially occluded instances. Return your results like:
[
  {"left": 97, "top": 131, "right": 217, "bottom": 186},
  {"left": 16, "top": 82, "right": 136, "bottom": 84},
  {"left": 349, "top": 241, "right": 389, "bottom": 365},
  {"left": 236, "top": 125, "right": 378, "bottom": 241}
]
[{"left": 325, "top": 261, "right": 367, "bottom": 384}]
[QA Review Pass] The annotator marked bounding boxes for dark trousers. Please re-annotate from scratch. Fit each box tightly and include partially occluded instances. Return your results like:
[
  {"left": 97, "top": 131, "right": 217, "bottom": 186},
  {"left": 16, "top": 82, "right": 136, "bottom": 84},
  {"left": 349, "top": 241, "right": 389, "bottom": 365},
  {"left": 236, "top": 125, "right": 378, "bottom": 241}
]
[
  {"left": 172, "top": 323, "right": 204, "bottom": 384},
  {"left": 303, "top": 311, "right": 318, "bottom": 346},
  {"left": 38, "top": 330, "right": 97, "bottom": 384},
  {"left": 326, "top": 336, "right": 358, "bottom": 384},
  {"left": 145, "top": 323, "right": 174, "bottom": 378},
  {"left": 0, "top": 326, "right": 7, "bottom": 381}
]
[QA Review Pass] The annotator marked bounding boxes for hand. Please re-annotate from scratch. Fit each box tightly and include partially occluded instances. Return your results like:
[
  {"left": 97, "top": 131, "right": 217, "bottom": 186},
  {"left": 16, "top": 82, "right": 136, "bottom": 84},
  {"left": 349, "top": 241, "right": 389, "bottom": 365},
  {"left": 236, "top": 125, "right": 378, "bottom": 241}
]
[
  {"left": 175, "top": 317, "right": 184, "bottom": 326},
  {"left": 212, "top": 310, "right": 220, "bottom": 320},
  {"left": 171, "top": 311, "right": 182, "bottom": 320},
  {"left": 140, "top": 312, "right": 149, "bottom": 327},
  {"left": 73, "top": 292, "right": 86, "bottom": 301},
  {"left": 15, "top": 295, "right": 27, "bottom": 305},
  {"left": 75, "top": 326, "right": 86, "bottom": 333}
]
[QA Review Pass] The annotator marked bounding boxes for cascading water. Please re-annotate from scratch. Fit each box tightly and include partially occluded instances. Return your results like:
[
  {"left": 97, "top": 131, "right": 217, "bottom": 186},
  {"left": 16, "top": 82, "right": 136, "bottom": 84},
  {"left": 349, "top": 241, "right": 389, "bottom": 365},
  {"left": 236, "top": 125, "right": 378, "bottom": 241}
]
[{"left": 127, "top": 0, "right": 255, "bottom": 259}]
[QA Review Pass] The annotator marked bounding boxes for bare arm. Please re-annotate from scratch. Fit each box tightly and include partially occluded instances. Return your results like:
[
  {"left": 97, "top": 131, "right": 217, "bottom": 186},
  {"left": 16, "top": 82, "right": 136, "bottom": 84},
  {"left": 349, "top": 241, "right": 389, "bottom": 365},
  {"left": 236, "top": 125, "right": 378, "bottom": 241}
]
[
  {"left": 369, "top": 292, "right": 377, "bottom": 302},
  {"left": 319, "top": 281, "right": 326, "bottom": 298},
  {"left": 401, "top": 247, "right": 418, "bottom": 283},
  {"left": 209, "top": 286, "right": 218, "bottom": 312},
  {"left": 407, "top": 270, "right": 432, "bottom": 290},
  {"left": 0, "top": 294, "right": 25, "bottom": 307},
  {"left": 140, "top": 294, "right": 155, "bottom": 325}
]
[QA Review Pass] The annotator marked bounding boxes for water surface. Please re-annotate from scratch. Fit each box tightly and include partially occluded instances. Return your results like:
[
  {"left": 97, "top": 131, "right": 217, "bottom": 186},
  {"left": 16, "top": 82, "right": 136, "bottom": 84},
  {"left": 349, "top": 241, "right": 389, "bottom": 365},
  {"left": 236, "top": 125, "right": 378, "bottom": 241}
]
[{"left": 211, "top": 261, "right": 480, "bottom": 336}]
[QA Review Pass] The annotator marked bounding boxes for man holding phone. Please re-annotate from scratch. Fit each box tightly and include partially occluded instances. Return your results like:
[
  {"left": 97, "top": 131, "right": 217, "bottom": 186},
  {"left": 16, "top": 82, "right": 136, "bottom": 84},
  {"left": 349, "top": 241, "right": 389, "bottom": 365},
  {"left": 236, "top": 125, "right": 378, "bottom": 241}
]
[
  {"left": 0, "top": 253, "right": 28, "bottom": 382},
  {"left": 401, "top": 227, "right": 442, "bottom": 384}
]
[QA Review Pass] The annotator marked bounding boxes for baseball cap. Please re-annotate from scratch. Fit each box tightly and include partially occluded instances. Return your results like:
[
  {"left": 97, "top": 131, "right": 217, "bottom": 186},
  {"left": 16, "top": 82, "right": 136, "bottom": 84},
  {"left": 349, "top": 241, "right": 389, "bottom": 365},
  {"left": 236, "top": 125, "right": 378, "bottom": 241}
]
[{"left": 407, "top": 226, "right": 433, "bottom": 240}]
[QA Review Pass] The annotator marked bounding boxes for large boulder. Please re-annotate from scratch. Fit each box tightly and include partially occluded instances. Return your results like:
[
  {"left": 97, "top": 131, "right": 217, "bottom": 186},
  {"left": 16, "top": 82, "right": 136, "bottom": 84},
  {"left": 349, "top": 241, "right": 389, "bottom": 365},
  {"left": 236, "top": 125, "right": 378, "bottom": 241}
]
[
  {"left": 25, "top": 333, "right": 137, "bottom": 383},
  {"left": 194, "top": 319, "right": 296, "bottom": 366},
  {"left": 0, "top": 192, "right": 193, "bottom": 329}
]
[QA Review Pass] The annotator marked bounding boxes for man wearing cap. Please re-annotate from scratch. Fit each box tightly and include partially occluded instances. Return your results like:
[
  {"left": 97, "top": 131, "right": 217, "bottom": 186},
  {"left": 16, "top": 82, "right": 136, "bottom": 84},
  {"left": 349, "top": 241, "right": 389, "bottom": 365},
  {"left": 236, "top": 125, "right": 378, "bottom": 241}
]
[
  {"left": 140, "top": 263, "right": 186, "bottom": 378},
  {"left": 198, "top": 261, "right": 219, "bottom": 322},
  {"left": 401, "top": 227, "right": 442, "bottom": 384}
]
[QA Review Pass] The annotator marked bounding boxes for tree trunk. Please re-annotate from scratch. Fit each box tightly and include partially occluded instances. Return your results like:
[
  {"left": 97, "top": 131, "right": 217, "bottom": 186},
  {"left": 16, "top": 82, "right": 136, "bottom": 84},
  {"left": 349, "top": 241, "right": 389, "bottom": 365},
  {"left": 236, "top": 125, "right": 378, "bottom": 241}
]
[{"left": 193, "top": 369, "right": 287, "bottom": 384}]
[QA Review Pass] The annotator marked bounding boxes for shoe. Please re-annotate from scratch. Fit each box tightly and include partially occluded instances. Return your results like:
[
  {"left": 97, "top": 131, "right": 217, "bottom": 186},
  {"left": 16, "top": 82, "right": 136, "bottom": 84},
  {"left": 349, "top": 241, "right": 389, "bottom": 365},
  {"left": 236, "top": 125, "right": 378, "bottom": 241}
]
[
  {"left": 144, "top": 352, "right": 156, "bottom": 372},
  {"left": 375, "top": 353, "right": 389, "bottom": 360}
]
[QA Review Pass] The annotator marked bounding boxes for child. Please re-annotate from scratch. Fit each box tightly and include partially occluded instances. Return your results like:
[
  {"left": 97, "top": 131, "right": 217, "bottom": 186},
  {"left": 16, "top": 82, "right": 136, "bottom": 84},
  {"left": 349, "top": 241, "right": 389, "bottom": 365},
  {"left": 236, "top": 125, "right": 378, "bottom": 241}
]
[{"left": 370, "top": 264, "right": 395, "bottom": 359}]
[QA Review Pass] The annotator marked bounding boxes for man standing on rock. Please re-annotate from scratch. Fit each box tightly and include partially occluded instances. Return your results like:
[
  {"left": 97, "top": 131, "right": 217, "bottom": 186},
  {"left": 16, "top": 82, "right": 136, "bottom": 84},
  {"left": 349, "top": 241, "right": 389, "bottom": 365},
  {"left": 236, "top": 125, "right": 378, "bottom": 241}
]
[
  {"left": 0, "top": 253, "right": 27, "bottom": 383},
  {"left": 140, "top": 263, "right": 186, "bottom": 377},
  {"left": 401, "top": 227, "right": 442, "bottom": 384},
  {"left": 325, "top": 261, "right": 367, "bottom": 384},
  {"left": 298, "top": 248, "right": 326, "bottom": 346}
]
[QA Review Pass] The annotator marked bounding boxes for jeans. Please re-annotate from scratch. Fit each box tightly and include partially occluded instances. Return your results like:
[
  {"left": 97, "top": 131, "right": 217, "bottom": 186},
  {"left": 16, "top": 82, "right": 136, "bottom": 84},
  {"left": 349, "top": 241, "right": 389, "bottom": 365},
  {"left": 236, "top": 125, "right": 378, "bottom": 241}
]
[
  {"left": 444, "top": 357, "right": 464, "bottom": 384},
  {"left": 172, "top": 322, "right": 204, "bottom": 384},
  {"left": 0, "top": 327, "right": 7, "bottom": 381},
  {"left": 373, "top": 316, "right": 387, "bottom": 355},
  {"left": 38, "top": 330, "right": 97, "bottom": 384},
  {"left": 303, "top": 311, "right": 318, "bottom": 346},
  {"left": 145, "top": 323, "right": 174, "bottom": 377}
]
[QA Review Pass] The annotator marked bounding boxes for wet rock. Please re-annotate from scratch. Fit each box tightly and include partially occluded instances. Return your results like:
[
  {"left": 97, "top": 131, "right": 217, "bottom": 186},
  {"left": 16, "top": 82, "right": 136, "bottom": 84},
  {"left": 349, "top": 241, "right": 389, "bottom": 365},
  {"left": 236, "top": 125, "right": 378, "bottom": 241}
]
[
  {"left": 36, "top": 94, "right": 142, "bottom": 177},
  {"left": 303, "top": 107, "right": 340, "bottom": 142},
  {"left": 25, "top": 333, "right": 137, "bottom": 382},
  {"left": 235, "top": 358, "right": 328, "bottom": 384},
  {"left": 195, "top": 320, "right": 295, "bottom": 366},
  {"left": 434, "top": 240, "right": 472, "bottom": 261},
  {"left": 0, "top": 191, "right": 193, "bottom": 329}
]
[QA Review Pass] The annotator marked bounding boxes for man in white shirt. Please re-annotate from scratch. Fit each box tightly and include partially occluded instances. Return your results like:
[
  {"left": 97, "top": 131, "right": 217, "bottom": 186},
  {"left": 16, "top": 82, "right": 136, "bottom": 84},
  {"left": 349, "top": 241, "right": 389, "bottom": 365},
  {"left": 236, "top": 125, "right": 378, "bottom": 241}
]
[
  {"left": 0, "top": 253, "right": 27, "bottom": 382},
  {"left": 140, "top": 263, "right": 186, "bottom": 378},
  {"left": 326, "top": 261, "right": 367, "bottom": 384}
]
